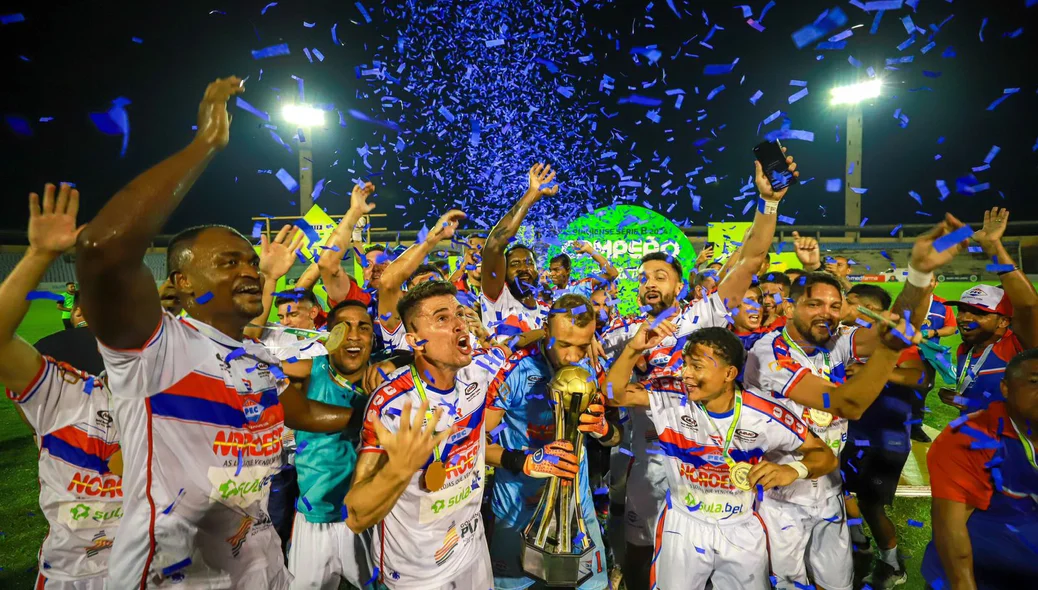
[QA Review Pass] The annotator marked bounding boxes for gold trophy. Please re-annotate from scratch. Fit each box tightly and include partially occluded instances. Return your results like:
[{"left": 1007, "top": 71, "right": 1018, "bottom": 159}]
[{"left": 521, "top": 365, "right": 597, "bottom": 586}]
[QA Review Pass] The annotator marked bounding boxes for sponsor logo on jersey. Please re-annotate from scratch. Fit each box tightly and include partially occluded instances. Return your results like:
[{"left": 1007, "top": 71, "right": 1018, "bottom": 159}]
[
  {"left": 67, "top": 473, "right": 122, "bottom": 498},
  {"left": 66, "top": 502, "right": 123, "bottom": 529},
  {"left": 84, "top": 531, "right": 114, "bottom": 558},
  {"left": 464, "top": 382, "right": 480, "bottom": 400},
  {"left": 444, "top": 440, "right": 479, "bottom": 480},
  {"left": 447, "top": 427, "right": 473, "bottom": 445},
  {"left": 211, "top": 426, "right": 283, "bottom": 457},
  {"left": 95, "top": 410, "right": 113, "bottom": 428},
  {"left": 678, "top": 463, "right": 735, "bottom": 490},
  {"left": 430, "top": 486, "right": 474, "bottom": 516},
  {"left": 434, "top": 523, "right": 459, "bottom": 566},
  {"left": 526, "top": 375, "right": 545, "bottom": 386},
  {"left": 226, "top": 515, "right": 253, "bottom": 558},
  {"left": 734, "top": 428, "right": 759, "bottom": 442},
  {"left": 679, "top": 415, "right": 697, "bottom": 430}
]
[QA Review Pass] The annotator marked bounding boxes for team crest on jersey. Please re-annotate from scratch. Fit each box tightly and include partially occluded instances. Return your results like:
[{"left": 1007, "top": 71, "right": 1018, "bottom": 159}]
[
  {"left": 464, "top": 382, "right": 480, "bottom": 400},
  {"left": 95, "top": 410, "right": 113, "bottom": 429},
  {"left": 226, "top": 515, "right": 253, "bottom": 558},
  {"left": 84, "top": 531, "right": 113, "bottom": 558},
  {"left": 242, "top": 399, "right": 262, "bottom": 423}
]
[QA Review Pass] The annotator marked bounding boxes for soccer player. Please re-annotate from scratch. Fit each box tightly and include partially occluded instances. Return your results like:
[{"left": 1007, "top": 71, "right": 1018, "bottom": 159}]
[
  {"left": 484, "top": 294, "right": 623, "bottom": 590},
  {"left": 840, "top": 284, "right": 934, "bottom": 588},
  {"left": 606, "top": 325, "right": 838, "bottom": 590},
  {"left": 363, "top": 245, "right": 389, "bottom": 290},
  {"left": 599, "top": 153, "right": 797, "bottom": 590},
  {"left": 759, "top": 270, "right": 792, "bottom": 331},
  {"left": 545, "top": 241, "right": 619, "bottom": 298},
  {"left": 288, "top": 300, "right": 379, "bottom": 589},
  {"left": 75, "top": 76, "right": 357, "bottom": 588},
  {"left": 922, "top": 347, "right": 1038, "bottom": 589},
  {"left": 589, "top": 287, "right": 614, "bottom": 333},
  {"left": 376, "top": 210, "right": 466, "bottom": 353},
  {"left": 480, "top": 164, "right": 557, "bottom": 337},
  {"left": 742, "top": 216, "right": 968, "bottom": 590},
  {"left": 690, "top": 269, "right": 718, "bottom": 302},
  {"left": 451, "top": 235, "right": 486, "bottom": 297},
  {"left": 2, "top": 185, "right": 121, "bottom": 590},
  {"left": 731, "top": 283, "right": 766, "bottom": 350},
  {"left": 58, "top": 281, "right": 78, "bottom": 330},
  {"left": 347, "top": 280, "right": 508, "bottom": 588},
  {"left": 938, "top": 208, "right": 1038, "bottom": 413}
]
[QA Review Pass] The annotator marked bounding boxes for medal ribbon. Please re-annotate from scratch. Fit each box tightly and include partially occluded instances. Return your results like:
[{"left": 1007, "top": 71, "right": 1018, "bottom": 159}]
[
  {"left": 1010, "top": 418, "right": 1038, "bottom": 472},
  {"left": 699, "top": 389, "right": 744, "bottom": 468},
  {"left": 410, "top": 365, "right": 448, "bottom": 464},
  {"left": 956, "top": 344, "right": 994, "bottom": 395},
  {"left": 781, "top": 328, "right": 831, "bottom": 380}
]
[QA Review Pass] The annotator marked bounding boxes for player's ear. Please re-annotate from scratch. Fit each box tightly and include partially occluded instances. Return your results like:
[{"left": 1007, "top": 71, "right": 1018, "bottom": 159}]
[
  {"left": 405, "top": 330, "right": 425, "bottom": 354},
  {"left": 725, "top": 364, "right": 739, "bottom": 383},
  {"left": 170, "top": 271, "right": 192, "bottom": 297}
]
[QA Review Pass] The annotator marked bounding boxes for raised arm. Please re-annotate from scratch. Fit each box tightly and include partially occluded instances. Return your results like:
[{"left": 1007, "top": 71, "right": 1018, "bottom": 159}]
[
  {"left": 791, "top": 231, "right": 821, "bottom": 272},
  {"left": 972, "top": 207, "right": 1038, "bottom": 349},
  {"left": 574, "top": 241, "right": 619, "bottom": 282},
  {"left": 0, "top": 186, "right": 83, "bottom": 393},
  {"left": 378, "top": 210, "right": 466, "bottom": 329},
  {"left": 482, "top": 164, "right": 559, "bottom": 300},
  {"left": 316, "top": 182, "right": 376, "bottom": 303},
  {"left": 603, "top": 321, "right": 676, "bottom": 408},
  {"left": 243, "top": 225, "right": 306, "bottom": 340},
  {"left": 715, "top": 154, "right": 797, "bottom": 307},
  {"left": 76, "top": 77, "right": 243, "bottom": 349}
]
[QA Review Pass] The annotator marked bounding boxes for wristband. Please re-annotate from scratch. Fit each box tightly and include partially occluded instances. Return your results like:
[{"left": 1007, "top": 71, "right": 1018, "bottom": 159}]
[
  {"left": 906, "top": 265, "right": 933, "bottom": 288},
  {"left": 788, "top": 461, "right": 809, "bottom": 480},
  {"left": 500, "top": 449, "right": 526, "bottom": 474},
  {"left": 997, "top": 266, "right": 1020, "bottom": 276},
  {"left": 757, "top": 198, "right": 779, "bottom": 215}
]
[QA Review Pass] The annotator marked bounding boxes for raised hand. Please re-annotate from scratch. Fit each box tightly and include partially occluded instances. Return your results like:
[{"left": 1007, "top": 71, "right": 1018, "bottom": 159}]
[
  {"left": 374, "top": 400, "right": 451, "bottom": 475},
  {"left": 259, "top": 225, "right": 306, "bottom": 280},
  {"left": 909, "top": 213, "right": 969, "bottom": 274},
  {"left": 28, "top": 183, "right": 83, "bottom": 256},
  {"left": 695, "top": 244, "right": 715, "bottom": 267},
  {"left": 526, "top": 163, "right": 559, "bottom": 201},
  {"left": 523, "top": 440, "right": 579, "bottom": 480},
  {"left": 791, "top": 231, "right": 820, "bottom": 269},
  {"left": 971, "top": 207, "right": 1009, "bottom": 253},
  {"left": 195, "top": 76, "right": 244, "bottom": 150},
  {"left": 573, "top": 240, "right": 595, "bottom": 255},
  {"left": 754, "top": 147, "right": 798, "bottom": 201},
  {"left": 350, "top": 182, "right": 377, "bottom": 215},
  {"left": 627, "top": 320, "right": 677, "bottom": 352},
  {"left": 426, "top": 209, "right": 466, "bottom": 244},
  {"left": 876, "top": 311, "right": 923, "bottom": 352}
]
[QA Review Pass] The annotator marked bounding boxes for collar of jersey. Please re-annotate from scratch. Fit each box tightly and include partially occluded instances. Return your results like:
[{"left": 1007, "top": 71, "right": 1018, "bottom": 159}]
[
  {"left": 182, "top": 315, "right": 248, "bottom": 349},
  {"left": 705, "top": 406, "right": 735, "bottom": 419},
  {"left": 414, "top": 370, "right": 455, "bottom": 394}
]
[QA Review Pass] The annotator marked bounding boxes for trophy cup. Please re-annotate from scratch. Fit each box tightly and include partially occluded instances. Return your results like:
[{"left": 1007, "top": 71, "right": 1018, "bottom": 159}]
[{"left": 521, "top": 365, "right": 598, "bottom": 586}]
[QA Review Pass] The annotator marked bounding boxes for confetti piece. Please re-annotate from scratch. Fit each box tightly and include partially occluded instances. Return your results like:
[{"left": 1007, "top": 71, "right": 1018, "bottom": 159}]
[
  {"left": 196, "top": 291, "right": 214, "bottom": 304},
  {"left": 260, "top": 2, "right": 277, "bottom": 15},
  {"left": 251, "top": 43, "right": 291, "bottom": 60},
  {"left": 235, "top": 97, "right": 270, "bottom": 122},
  {"left": 301, "top": 496, "right": 313, "bottom": 511},
  {"left": 933, "top": 226, "right": 974, "bottom": 253},
  {"left": 1, "top": 13, "right": 25, "bottom": 24},
  {"left": 791, "top": 7, "right": 849, "bottom": 50},
  {"left": 907, "top": 519, "right": 924, "bottom": 528},
  {"left": 355, "top": 2, "right": 373, "bottom": 23},
  {"left": 276, "top": 168, "right": 300, "bottom": 192},
  {"left": 825, "top": 179, "right": 841, "bottom": 193},
  {"left": 749, "top": 90, "right": 763, "bottom": 104},
  {"left": 788, "top": 87, "right": 809, "bottom": 104},
  {"left": 162, "top": 558, "right": 192, "bottom": 577},
  {"left": 26, "top": 291, "right": 64, "bottom": 302}
]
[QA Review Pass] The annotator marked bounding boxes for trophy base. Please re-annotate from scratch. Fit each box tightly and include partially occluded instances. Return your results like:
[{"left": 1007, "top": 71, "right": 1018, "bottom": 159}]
[{"left": 521, "top": 542, "right": 594, "bottom": 587}]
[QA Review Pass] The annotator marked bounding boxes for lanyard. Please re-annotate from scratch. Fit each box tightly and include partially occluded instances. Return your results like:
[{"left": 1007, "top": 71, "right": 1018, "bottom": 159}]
[
  {"left": 782, "top": 328, "right": 832, "bottom": 380},
  {"left": 410, "top": 366, "right": 448, "bottom": 463},
  {"left": 327, "top": 361, "right": 359, "bottom": 392},
  {"left": 1010, "top": 418, "right": 1038, "bottom": 472},
  {"left": 699, "top": 389, "right": 744, "bottom": 468},
  {"left": 956, "top": 344, "right": 994, "bottom": 394}
]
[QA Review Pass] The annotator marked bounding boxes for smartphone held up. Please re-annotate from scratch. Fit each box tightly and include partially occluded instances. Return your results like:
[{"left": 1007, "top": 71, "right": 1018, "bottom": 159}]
[{"left": 753, "top": 140, "right": 798, "bottom": 192}]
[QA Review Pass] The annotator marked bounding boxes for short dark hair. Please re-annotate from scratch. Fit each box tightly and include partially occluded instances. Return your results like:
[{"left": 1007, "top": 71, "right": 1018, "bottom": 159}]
[
  {"left": 760, "top": 271, "right": 792, "bottom": 290},
  {"left": 505, "top": 244, "right": 537, "bottom": 263},
  {"left": 167, "top": 224, "right": 249, "bottom": 276},
  {"left": 1006, "top": 348, "right": 1038, "bottom": 382},
  {"left": 548, "top": 293, "right": 595, "bottom": 328},
  {"left": 411, "top": 263, "right": 445, "bottom": 283},
  {"left": 66, "top": 281, "right": 76, "bottom": 287},
  {"left": 364, "top": 244, "right": 386, "bottom": 254},
  {"left": 398, "top": 280, "right": 458, "bottom": 331},
  {"left": 695, "top": 270, "right": 719, "bottom": 286},
  {"left": 682, "top": 327, "right": 745, "bottom": 370},
  {"left": 785, "top": 268, "right": 807, "bottom": 281},
  {"left": 789, "top": 271, "right": 844, "bottom": 302},
  {"left": 550, "top": 253, "right": 572, "bottom": 271},
  {"left": 274, "top": 289, "right": 319, "bottom": 310},
  {"left": 848, "top": 284, "right": 892, "bottom": 311},
  {"left": 641, "top": 251, "right": 683, "bottom": 278},
  {"left": 327, "top": 299, "right": 371, "bottom": 328}
]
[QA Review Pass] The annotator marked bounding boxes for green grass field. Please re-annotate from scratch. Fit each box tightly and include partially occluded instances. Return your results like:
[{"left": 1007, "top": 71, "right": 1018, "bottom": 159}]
[{"left": 0, "top": 284, "right": 996, "bottom": 588}]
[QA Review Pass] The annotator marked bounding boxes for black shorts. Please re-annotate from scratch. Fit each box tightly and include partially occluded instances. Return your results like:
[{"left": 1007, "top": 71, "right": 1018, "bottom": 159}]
[{"left": 840, "top": 443, "right": 909, "bottom": 506}]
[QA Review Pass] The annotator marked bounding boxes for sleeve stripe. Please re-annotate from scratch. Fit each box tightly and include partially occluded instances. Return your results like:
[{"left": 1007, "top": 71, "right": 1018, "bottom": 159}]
[
  {"left": 98, "top": 317, "right": 165, "bottom": 353},
  {"left": 779, "top": 366, "right": 811, "bottom": 398},
  {"left": 9, "top": 357, "right": 51, "bottom": 404}
]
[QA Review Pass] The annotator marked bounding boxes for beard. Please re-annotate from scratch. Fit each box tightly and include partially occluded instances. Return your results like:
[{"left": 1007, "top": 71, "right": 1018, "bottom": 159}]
[
  {"left": 792, "top": 315, "right": 833, "bottom": 346},
  {"left": 639, "top": 292, "right": 674, "bottom": 318},
  {"left": 508, "top": 273, "right": 536, "bottom": 300}
]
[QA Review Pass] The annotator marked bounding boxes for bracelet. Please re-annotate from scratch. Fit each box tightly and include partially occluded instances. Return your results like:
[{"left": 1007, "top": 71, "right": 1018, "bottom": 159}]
[
  {"left": 500, "top": 449, "right": 526, "bottom": 474},
  {"left": 997, "top": 267, "right": 1020, "bottom": 276},
  {"left": 788, "top": 461, "right": 809, "bottom": 480},
  {"left": 906, "top": 265, "right": 933, "bottom": 288},
  {"left": 757, "top": 198, "right": 779, "bottom": 215}
]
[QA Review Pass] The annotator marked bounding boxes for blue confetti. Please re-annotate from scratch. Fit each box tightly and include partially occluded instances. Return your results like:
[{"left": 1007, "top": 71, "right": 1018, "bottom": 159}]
[
  {"left": 196, "top": 291, "right": 214, "bottom": 304},
  {"left": 251, "top": 43, "right": 291, "bottom": 60}
]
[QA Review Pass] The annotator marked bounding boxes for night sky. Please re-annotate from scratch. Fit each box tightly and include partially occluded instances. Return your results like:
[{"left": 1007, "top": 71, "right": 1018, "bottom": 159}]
[{"left": 1, "top": 0, "right": 1035, "bottom": 238}]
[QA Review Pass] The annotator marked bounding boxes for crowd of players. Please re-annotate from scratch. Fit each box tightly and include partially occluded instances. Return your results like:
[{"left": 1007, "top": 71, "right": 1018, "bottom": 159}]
[{"left": 3, "top": 76, "right": 1038, "bottom": 590}]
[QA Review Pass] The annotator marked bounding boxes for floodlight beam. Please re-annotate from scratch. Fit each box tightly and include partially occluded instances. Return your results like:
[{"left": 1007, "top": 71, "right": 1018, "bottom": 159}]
[
  {"left": 282, "top": 104, "right": 325, "bottom": 127},
  {"left": 829, "top": 80, "right": 882, "bottom": 105}
]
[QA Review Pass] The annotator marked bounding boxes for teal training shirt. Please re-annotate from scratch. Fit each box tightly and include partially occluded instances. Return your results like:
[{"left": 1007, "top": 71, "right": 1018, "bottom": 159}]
[{"left": 294, "top": 356, "right": 367, "bottom": 523}]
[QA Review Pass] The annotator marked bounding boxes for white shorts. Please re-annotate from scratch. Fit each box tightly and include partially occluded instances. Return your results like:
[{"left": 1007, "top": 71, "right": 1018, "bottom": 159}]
[
  {"left": 649, "top": 504, "right": 770, "bottom": 590},
  {"left": 288, "top": 513, "right": 374, "bottom": 589},
  {"left": 390, "top": 542, "right": 493, "bottom": 590},
  {"left": 758, "top": 494, "right": 853, "bottom": 590},
  {"left": 624, "top": 452, "right": 667, "bottom": 547},
  {"left": 34, "top": 574, "right": 106, "bottom": 590}
]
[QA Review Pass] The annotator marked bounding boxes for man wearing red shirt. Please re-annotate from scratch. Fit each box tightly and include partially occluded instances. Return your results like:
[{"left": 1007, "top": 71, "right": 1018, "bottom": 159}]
[{"left": 923, "top": 347, "right": 1038, "bottom": 589}]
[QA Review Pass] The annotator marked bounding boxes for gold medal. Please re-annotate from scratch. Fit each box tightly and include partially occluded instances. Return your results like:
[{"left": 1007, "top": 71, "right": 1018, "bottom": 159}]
[
  {"left": 324, "top": 322, "right": 346, "bottom": 352},
  {"left": 808, "top": 408, "right": 833, "bottom": 428},
  {"left": 729, "top": 462, "right": 753, "bottom": 491},
  {"left": 424, "top": 460, "right": 447, "bottom": 492}
]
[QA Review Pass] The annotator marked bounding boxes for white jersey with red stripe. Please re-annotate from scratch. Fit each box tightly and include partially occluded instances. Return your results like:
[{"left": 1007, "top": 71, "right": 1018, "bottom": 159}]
[
  {"left": 359, "top": 350, "right": 506, "bottom": 588},
  {"left": 98, "top": 313, "right": 290, "bottom": 588},
  {"left": 643, "top": 377, "right": 808, "bottom": 522},
  {"left": 376, "top": 319, "right": 412, "bottom": 353},
  {"left": 478, "top": 287, "right": 548, "bottom": 338},
  {"left": 6, "top": 358, "right": 121, "bottom": 582},
  {"left": 742, "top": 328, "right": 859, "bottom": 505}
]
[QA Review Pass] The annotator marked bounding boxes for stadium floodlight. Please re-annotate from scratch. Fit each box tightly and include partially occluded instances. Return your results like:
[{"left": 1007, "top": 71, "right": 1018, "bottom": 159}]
[
  {"left": 282, "top": 104, "right": 325, "bottom": 127},
  {"left": 829, "top": 79, "right": 882, "bottom": 106}
]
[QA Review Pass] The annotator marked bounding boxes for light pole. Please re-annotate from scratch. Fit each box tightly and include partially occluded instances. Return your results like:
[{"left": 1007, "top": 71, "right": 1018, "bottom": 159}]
[
  {"left": 830, "top": 79, "right": 881, "bottom": 239},
  {"left": 282, "top": 104, "right": 325, "bottom": 216}
]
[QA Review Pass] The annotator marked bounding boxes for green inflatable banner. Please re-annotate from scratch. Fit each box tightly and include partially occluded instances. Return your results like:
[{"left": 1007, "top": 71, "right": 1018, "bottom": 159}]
[{"left": 543, "top": 205, "right": 696, "bottom": 316}]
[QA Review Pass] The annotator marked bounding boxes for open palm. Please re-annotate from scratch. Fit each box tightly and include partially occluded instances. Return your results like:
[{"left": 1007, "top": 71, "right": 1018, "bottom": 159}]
[
  {"left": 260, "top": 225, "right": 306, "bottom": 280},
  {"left": 28, "top": 184, "right": 83, "bottom": 255}
]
